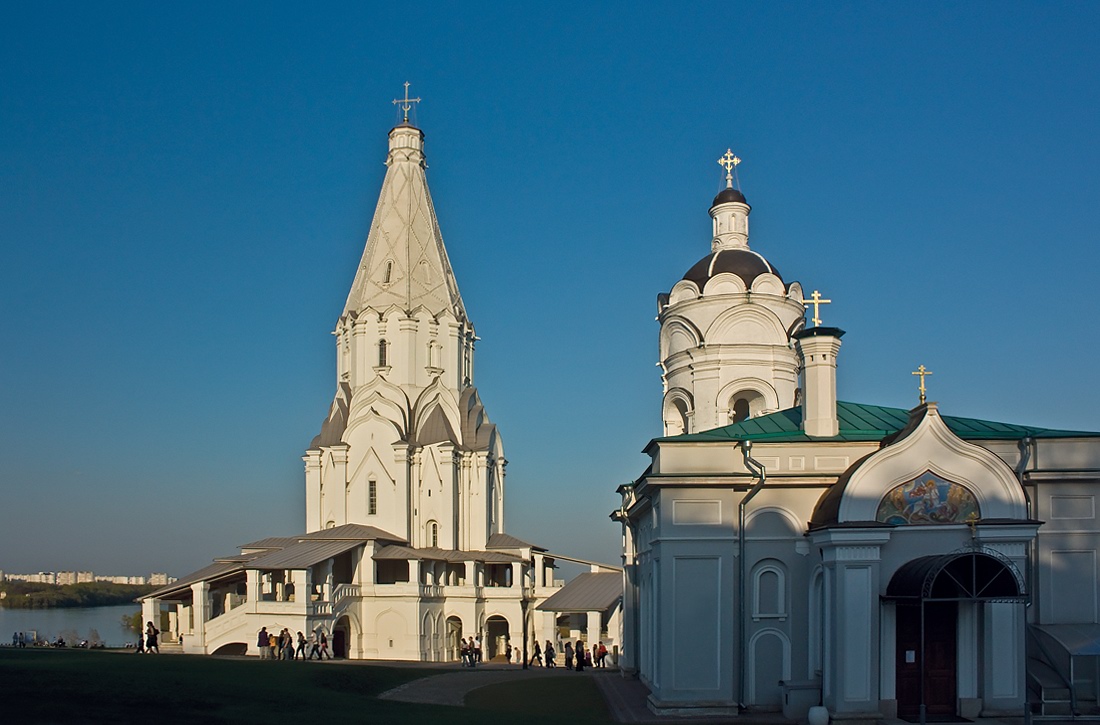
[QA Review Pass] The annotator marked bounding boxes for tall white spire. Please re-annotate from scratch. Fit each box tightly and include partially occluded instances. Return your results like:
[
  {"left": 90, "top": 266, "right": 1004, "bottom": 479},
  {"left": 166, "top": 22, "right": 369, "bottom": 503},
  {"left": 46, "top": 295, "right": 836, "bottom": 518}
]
[{"left": 342, "top": 122, "right": 467, "bottom": 321}]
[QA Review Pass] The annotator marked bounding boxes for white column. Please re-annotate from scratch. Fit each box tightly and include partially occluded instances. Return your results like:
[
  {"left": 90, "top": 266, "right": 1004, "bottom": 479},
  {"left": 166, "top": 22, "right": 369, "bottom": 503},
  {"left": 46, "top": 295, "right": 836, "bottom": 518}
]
[
  {"left": 587, "top": 610, "right": 602, "bottom": 650},
  {"left": 810, "top": 528, "right": 891, "bottom": 718},
  {"left": 245, "top": 569, "right": 261, "bottom": 611},
  {"left": 190, "top": 582, "right": 209, "bottom": 652},
  {"left": 142, "top": 598, "right": 160, "bottom": 635}
]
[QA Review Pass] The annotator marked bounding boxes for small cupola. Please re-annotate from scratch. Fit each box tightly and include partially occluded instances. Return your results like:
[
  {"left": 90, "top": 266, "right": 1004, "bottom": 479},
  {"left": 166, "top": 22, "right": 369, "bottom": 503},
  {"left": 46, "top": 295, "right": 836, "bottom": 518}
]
[{"left": 710, "top": 149, "right": 751, "bottom": 251}]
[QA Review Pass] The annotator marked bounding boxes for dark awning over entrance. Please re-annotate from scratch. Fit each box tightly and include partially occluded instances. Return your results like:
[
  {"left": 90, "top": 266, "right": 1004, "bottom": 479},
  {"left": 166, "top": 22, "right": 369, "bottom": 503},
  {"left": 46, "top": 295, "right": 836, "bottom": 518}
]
[{"left": 885, "top": 550, "right": 1025, "bottom": 603}]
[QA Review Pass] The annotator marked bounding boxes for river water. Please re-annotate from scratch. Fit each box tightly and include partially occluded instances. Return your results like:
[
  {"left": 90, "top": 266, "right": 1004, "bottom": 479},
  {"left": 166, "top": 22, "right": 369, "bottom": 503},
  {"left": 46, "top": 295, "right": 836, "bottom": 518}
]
[{"left": 0, "top": 604, "right": 140, "bottom": 648}]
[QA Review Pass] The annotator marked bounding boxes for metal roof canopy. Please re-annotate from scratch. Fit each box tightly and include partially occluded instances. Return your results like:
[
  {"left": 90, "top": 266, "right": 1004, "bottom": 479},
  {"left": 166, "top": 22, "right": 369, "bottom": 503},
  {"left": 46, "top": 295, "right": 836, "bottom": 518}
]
[
  {"left": 536, "top": 572, "right": 622, "bottom": 613},
  {"left": 1032, "top": 624, "right": 1100, "bottom": 657},
  {"left": 884, "top": 549, "right": 1026, "bottom": 603}
]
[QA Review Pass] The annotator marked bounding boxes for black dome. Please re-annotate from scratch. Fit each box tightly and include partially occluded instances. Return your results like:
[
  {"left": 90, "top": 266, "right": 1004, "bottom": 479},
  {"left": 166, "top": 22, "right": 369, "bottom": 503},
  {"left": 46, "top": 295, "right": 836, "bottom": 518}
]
[
  {"left": 682, "top": 248, "right": 783, "bottom": 291},
  {"left": 712, "top": 187, "right": 747, "bottom": 207}
]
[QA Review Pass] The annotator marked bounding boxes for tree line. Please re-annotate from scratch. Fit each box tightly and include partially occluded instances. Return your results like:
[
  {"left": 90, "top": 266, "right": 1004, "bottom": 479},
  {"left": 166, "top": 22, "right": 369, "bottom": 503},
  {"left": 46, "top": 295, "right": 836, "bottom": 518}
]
[{"left": 0, "top": 581, "right": 155, "bottom": 609}]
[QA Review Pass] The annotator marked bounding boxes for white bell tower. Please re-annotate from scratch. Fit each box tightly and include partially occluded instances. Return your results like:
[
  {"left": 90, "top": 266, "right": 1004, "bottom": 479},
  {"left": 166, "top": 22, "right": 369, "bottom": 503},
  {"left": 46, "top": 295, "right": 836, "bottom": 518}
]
[{"left": 657, "top": 151, "right": 809, "bottom": 435}]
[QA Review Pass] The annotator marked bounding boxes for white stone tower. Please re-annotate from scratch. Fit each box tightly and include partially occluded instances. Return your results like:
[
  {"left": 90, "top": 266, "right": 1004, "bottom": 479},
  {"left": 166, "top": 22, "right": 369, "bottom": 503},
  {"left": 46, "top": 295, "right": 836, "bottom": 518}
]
[
  {"left": 657, "top": 153, "right": 808, "bottom": 435},
  {"left": 303, "top": 117, "right": 505, "bottom": 550}
]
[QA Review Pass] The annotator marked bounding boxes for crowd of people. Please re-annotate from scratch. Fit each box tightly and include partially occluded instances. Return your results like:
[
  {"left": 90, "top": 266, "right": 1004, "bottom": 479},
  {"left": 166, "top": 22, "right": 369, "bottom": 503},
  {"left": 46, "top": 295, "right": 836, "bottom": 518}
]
[
  {"left": 458, "top": 636, "right": 612, "bottom": 670},
  {"left": 256, "top": 626, "right": 331, "bottom": 660}
]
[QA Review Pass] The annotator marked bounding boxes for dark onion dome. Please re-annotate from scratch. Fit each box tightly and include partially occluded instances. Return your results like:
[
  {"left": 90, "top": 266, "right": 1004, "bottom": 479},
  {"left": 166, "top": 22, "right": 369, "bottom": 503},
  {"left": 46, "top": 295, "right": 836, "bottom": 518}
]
[
  {"left": 712, "top": 187, "right": 747, "bottom": 207},
  {"left": 682, "top": 248, "right": 784, "bottom": 290}
]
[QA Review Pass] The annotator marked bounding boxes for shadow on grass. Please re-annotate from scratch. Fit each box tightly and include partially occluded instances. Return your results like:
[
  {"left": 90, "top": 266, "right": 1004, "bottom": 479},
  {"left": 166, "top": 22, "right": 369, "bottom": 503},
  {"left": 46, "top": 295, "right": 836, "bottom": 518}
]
[
  {"left": 466, "top": 673, "right": 613, "bottom": 723},
  {"left": 0, "top": 649, "right": 617, "bottom": 724}
]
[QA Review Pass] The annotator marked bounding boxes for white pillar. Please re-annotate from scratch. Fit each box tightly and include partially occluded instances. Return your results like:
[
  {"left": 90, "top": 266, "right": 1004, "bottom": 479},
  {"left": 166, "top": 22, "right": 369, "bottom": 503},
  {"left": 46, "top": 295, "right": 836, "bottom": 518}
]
[
  {"left": 246, "top": 569, "right": 261, "bottom": 611},
  {"left": 190, "top": 582, "right": 209, "bottom": 652}
]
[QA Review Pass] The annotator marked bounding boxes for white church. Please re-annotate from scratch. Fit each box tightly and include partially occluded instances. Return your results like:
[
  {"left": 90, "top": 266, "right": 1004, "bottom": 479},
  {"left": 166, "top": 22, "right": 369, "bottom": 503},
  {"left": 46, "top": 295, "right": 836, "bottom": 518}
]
[
  {"left": 614, "top": 156, "right": 1100, "bottom": 721},
  {"left": 143, "top": 106, "right": 621, "bottom": 662}
]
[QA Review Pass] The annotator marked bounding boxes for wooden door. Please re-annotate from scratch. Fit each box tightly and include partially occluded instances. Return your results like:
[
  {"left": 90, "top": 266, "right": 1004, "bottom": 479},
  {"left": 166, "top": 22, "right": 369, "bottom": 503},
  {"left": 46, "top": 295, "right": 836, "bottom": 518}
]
[{"left": 896, "top": 602, "right": 957, "bottom": 719}]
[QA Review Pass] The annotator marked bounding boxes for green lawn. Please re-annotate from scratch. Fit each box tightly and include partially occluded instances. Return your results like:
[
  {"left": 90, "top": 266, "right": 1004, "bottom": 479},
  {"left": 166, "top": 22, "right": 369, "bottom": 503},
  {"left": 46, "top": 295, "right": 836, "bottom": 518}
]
[{"left": 0, "top": 649, "right": 614, "bottom": 724}]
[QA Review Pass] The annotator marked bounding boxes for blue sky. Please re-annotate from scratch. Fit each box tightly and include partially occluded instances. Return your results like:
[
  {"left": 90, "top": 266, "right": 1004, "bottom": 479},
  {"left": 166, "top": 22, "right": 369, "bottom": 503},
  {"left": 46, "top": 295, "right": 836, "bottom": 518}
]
[{"left": 2, "top": 3, "right": 1098, "bottom": 575}]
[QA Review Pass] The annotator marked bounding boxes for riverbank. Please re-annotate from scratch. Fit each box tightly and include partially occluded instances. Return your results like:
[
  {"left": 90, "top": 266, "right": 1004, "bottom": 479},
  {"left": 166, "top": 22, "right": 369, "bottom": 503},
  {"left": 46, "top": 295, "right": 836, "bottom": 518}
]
[
  {"left": 0, "top": 581, "right": 153, "bottom": 609},
  {"left": 0, "top": 603, "right": 138, "bottom": 648}
]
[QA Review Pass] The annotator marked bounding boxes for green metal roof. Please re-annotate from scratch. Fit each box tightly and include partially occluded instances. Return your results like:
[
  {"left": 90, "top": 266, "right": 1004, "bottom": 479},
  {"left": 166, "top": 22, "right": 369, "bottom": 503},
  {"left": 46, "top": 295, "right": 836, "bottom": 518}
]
[{"left": 657, "top": 401, "right": 1100, "bottom": 445}]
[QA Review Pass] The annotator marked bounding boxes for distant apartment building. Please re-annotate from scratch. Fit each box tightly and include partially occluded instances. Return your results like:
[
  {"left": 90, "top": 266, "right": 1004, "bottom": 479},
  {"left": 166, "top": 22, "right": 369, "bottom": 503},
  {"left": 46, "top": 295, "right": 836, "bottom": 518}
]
[{"left": 4, "top": 570, "right": 174, "bottom": 585}]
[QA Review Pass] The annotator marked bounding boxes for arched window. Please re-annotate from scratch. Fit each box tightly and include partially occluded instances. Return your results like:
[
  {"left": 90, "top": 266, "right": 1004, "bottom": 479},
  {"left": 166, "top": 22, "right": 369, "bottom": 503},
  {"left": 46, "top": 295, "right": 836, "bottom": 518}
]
[
  {"left": 731, "top": 398, "right": 750, "bottom": 424},
  {"left": 427, "top": 520, "right": 439, "bottom": 548},
  {"left": 752, "top": 561, "right": 787, "bottom": 620},
  {"left": 382, "top": 260, "right": 394, "bottom": 284},
  {"left": 378, "top": 339, "right": 388, "bottom": 367}
]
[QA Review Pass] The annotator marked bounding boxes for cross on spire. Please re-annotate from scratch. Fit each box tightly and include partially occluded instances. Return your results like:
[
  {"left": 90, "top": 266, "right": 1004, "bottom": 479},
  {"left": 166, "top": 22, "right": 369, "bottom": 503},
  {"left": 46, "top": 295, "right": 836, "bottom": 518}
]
[
  {"left": 392, "top": 81, "right": 421, "bottom": 123},
  {"left": 912, "top": 365, "right": 933, "bottom": 405},
  {"left": 803, "top": 290, "right": 832, "bottom": 327},
  {"left": 718, "top": 149, "right": 741, "bottom": 189}
]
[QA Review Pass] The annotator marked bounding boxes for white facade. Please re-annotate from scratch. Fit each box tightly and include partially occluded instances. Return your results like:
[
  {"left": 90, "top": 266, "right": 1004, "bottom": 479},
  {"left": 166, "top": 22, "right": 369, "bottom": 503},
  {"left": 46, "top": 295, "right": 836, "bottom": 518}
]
[
  {"left": 143, "top": 118, "right": 590, "bottom": 661},
  {"left": 618, "top": 174, "right": 1100, "bottom": 720}
]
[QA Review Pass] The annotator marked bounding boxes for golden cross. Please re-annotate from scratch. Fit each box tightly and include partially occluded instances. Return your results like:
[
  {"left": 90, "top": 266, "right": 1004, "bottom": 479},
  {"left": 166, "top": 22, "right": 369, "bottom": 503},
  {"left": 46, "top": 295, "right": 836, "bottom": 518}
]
[
  {"left": 392, "top": 81, "right": 421, "bottom": 123},
  {"left": 718, "top": 149, "right": 741, "bottom": 188},
  {"left": 912, "top": 365, "right": 933, "bottom": 404},
  {"left": 803, "top": 290, "right": 831, "bottom": 327}
]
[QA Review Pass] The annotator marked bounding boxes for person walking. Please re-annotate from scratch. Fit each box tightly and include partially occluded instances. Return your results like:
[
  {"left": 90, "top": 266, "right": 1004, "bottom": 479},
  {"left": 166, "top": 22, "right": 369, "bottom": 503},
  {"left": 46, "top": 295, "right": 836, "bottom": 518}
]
[
  {"left": 308, "top": 631, "right": 321, "bottom": 660},
  {"left": 564, "top": 641, "right": 574, "bottom": 670},
  {"left": 295, "top": 631, "right": 307, "bottom": 660},
  {"left": 145, "top": 622, "right": 159, "bottom": 654},
  {"left": 529, "top": 640, "right": 542, "bottom": 666},
  {"left": 473, "top": 635, "right": 481, "bottom": 664},
  {"left": 575, "top": 641, "right": 585, "bottom": 671},
  {"left": 545, "top": 640, "right": 556, "bottom": 668},
  {"left": 319, "top": 630, "right": 331, "bottom": 660},
  {"left": 257, "top": 627, "right": 270, "bottom": 659}
]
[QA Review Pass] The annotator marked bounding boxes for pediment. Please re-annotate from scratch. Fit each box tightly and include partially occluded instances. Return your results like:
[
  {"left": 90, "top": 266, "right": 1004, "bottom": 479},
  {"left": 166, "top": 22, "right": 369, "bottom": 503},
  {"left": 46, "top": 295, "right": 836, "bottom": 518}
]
[{"left": 837, "top": 403, "right": 1026, "bottom": 523}]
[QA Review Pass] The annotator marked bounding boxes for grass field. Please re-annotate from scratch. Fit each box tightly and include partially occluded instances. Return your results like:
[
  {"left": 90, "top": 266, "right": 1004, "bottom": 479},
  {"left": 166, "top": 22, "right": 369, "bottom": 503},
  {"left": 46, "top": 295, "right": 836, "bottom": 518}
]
[{"left": 0, "top": 648, "right": 614, "bottom": 724}]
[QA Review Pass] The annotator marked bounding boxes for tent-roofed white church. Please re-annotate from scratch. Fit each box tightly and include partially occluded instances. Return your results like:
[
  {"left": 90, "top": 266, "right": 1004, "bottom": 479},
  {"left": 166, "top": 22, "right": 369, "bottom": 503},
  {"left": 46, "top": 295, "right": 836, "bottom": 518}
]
[
  {"left": 142, "top": 102, "right": 621, "bottom": 662},
  {"left": 614, "top": 157, "right": 1100, "bottom": 721}
]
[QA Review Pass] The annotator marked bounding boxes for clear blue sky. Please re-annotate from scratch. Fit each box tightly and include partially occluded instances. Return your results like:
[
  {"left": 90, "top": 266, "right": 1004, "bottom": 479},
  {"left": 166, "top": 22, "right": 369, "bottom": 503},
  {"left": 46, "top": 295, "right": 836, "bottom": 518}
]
[{"left": 2, "top": 3, "right": 1098, "bottom": 576}]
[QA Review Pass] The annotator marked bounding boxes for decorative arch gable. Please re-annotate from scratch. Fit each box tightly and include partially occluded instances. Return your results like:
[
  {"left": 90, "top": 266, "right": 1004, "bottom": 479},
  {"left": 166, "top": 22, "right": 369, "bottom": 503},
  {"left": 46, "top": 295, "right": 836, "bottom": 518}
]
[
  {"left": 750, "top": 273, "right": 784, "bottom": 295},
  {"left": 668, "top": 279, "right": 701, "bottom": 306},
  {"left": 837, "top": 403, "right": 1026, "bottom": 523},
  {"left": 348, "top": 376, "right": 410, "bottom": 435},
  {"left": 660, "top": 317, "right": 702, "bottom": 359},
  {"left": 716, "top": 378, "right": 780, "bottom": 419},
  {"left": 702, "top": 271, "right": 747, "bottom": 296},
  {"left": 706, "top": 305, "right": 787, "bottom": 345},
  {"left": 413, "top": 378, "right": 462, "bottom": 447}
]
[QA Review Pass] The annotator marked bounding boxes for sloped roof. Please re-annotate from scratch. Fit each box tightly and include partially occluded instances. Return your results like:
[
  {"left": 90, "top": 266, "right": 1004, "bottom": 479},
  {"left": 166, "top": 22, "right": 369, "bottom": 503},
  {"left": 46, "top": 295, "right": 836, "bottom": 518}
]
[
  {"left": 144, "top": 561, "right": 243, "bottom": 600},
  {"left": 372, "top": 544, "right": 523, "bottom": 563},
  {"left": 240, "top": 524, "right": 404, "bottom": 551},
  {"left": 486, "top": 532, "right": 546, "bottom": 551},
  {"left": 655, "top": 401, "right": 1100, "bottom": 445},
  {"left": 537, "top": 572, "right": 623, "bottom": 613},
  {"left": 300, "top": 524, "right": 404, "bottom": 542},
  {"left": 247, "top": 539, "right": 363, "bottom": 571}
]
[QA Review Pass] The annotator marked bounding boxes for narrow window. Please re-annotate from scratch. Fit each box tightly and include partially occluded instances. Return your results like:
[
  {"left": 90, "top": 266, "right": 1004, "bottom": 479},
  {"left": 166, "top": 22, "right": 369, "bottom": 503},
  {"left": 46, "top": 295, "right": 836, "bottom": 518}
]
[
  {"left": 383, "top": 260, "right": 393, "bottom": 284},
  {"left": 368, "top": 480, "right": 377, "bottom": 515},
  {"left": 429, "top": 521, "right": 439, "bottom": 548},
  {"left": 378, "top": 339, "right": 388, "bottom": 367}
]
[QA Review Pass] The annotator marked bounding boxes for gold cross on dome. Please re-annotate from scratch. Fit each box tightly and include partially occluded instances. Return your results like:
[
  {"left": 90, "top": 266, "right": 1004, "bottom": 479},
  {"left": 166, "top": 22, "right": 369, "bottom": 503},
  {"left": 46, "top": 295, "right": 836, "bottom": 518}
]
[
  {"left": 718, "top": 149, "right": 741, "bottom": 172},
  {"left": 912, "top": 365, "right": 933, "bottom": 405},
  {"left": 803, "top": 290, "right": 831, "bottom": 327},
  {"left": 718, "top": 149, "right": 741, "bottom": 188},
  {"left": 392, "top": 81, "right": 421, "bottom": 123}
]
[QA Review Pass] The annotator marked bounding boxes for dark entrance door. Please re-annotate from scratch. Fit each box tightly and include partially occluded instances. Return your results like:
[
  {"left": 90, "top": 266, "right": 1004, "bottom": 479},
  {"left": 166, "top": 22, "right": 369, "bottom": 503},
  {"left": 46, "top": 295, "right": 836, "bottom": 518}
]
[{"left": 896, "top": 602, "right": 957, "bottom": 719}]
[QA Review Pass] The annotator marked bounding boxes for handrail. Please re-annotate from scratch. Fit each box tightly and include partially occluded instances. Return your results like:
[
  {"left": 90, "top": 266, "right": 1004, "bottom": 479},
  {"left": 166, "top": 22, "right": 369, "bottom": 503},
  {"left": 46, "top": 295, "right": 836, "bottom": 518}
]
[{"left": 1028, "top": 625, "right": 1078, "bottom": 715}]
